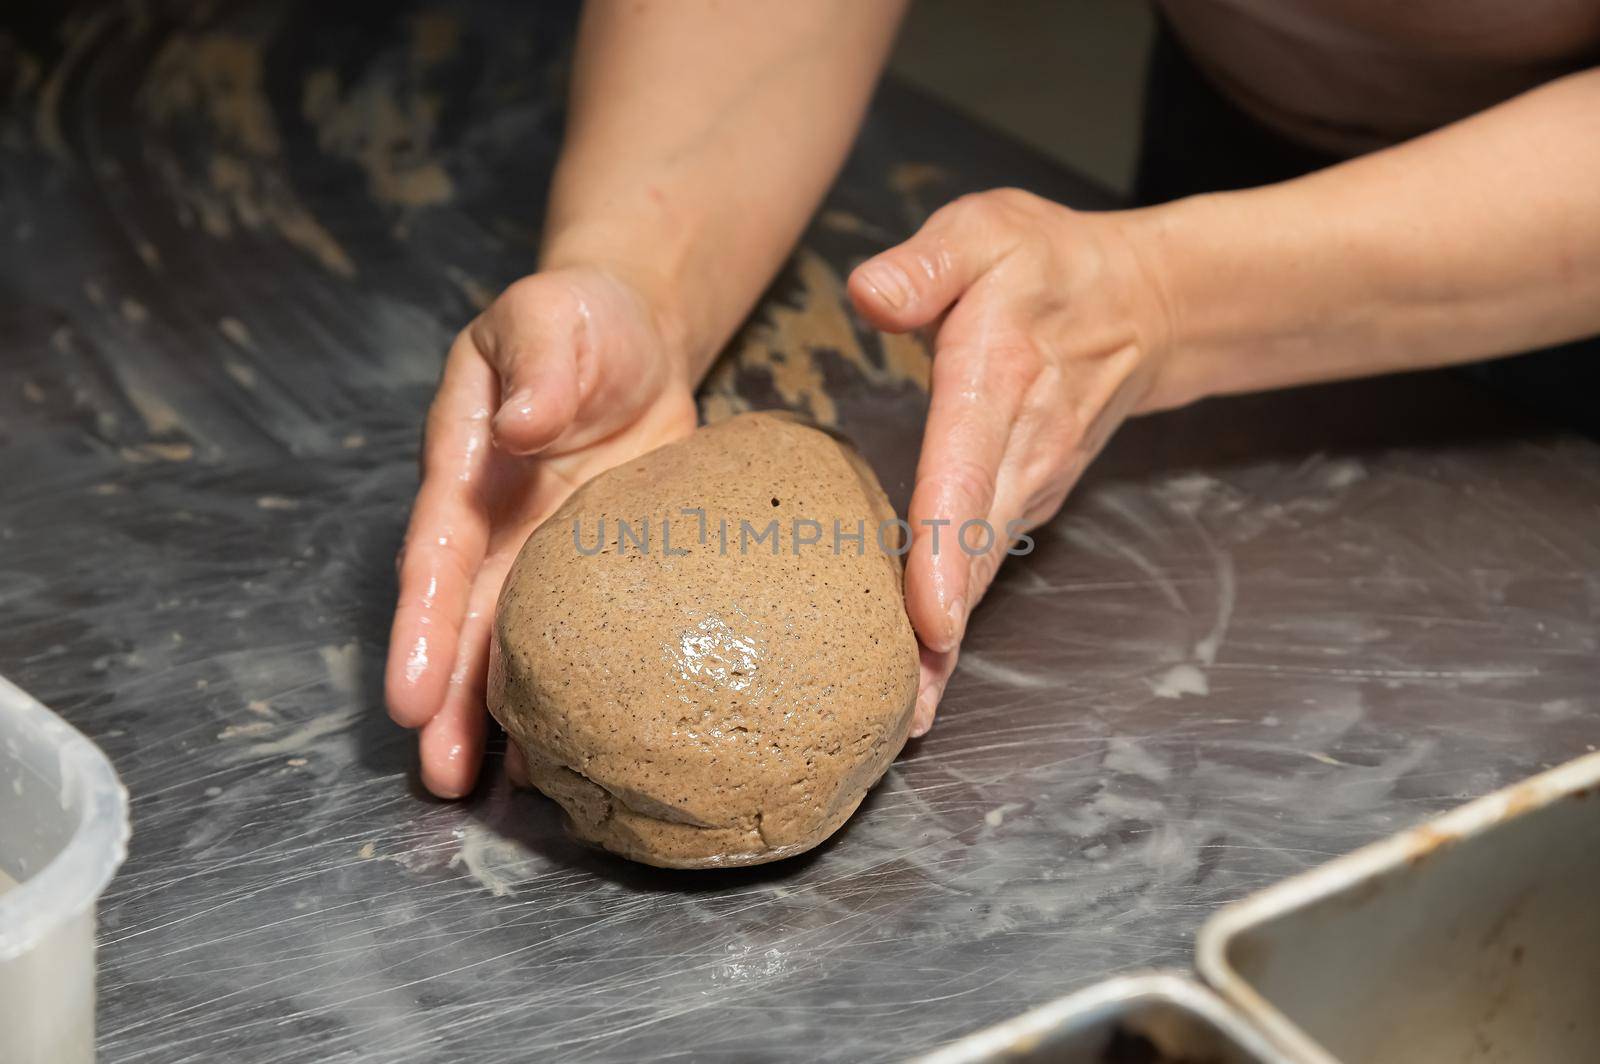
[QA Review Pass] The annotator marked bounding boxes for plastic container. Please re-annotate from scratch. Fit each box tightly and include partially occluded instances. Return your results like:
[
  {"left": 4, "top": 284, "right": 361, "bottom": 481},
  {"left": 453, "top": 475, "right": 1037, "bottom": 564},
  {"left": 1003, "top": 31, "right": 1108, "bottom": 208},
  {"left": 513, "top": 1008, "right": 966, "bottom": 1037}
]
[
  {"left": 0, "top": 674, "right": 130, "bottom": 1064},
  {"left": 911, "top": 972, "right": 1293, "bottom": 1063}
]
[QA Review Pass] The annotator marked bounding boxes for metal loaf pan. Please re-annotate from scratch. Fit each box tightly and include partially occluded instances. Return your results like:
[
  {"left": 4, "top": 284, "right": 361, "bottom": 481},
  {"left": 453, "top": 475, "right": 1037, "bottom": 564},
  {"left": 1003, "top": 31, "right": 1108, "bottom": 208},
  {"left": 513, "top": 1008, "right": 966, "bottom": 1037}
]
[
  {"left": 1198, "top": 751, "right": 1600, "bottom": 1063},
  {"left": 911, "top": 971, "right": 1294, "bottom": 1063}
]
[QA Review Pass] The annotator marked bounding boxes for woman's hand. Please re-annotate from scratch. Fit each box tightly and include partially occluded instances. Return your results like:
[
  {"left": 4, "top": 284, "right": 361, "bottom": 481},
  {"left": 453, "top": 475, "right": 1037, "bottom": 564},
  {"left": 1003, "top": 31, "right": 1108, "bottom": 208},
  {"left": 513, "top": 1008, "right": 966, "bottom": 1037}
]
[
  {"left": 847, "top": 189, "right": 1176, "bottom": 737},
  {"left": 386, "top": 266, "right": 697, "bottom": 798}
]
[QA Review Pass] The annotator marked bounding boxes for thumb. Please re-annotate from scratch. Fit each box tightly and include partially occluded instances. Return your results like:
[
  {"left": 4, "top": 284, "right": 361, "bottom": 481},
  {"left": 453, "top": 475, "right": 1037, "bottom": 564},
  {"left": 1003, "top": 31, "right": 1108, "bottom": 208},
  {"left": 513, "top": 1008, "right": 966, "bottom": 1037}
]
[
  {"left": 471, "top": 298, "right": 582, "bottom": 457},
  {"left": 847, "top": 192, "right": 1019, "bottom": 333}
]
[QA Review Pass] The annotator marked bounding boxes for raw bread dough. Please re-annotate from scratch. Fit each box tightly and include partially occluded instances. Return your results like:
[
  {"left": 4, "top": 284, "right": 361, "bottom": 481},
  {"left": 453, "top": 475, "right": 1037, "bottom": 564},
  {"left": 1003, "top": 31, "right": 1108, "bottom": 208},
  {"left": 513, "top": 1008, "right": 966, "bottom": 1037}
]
[{"left": 488, "top": 412, "right": 919, "bottom": 868}]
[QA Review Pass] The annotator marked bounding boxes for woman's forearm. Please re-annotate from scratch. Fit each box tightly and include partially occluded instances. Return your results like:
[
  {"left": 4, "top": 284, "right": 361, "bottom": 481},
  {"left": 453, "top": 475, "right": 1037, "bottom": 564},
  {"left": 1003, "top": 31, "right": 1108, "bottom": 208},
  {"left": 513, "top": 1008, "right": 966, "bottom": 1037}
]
[
  {"left": 539, "top": 0, "right": 906, "bottom": 379},
  {"left": 1133, "top": 66, "right": 1600, "bottom": 410}
]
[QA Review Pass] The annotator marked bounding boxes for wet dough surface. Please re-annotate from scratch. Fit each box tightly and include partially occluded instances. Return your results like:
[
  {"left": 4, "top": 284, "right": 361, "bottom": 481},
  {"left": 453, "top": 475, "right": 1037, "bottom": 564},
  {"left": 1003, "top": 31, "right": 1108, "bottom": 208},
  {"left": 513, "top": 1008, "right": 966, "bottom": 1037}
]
[{"left": 488, "top": 412, "right": 920, "bottom": 868}]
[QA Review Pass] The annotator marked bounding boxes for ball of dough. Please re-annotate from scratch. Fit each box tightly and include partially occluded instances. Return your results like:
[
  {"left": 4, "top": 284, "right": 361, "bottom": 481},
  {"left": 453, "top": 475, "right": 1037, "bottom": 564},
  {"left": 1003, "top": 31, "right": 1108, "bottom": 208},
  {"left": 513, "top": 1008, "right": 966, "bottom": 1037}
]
[{"left": 487, "top": 412, "right": 919, "bottom": 868}]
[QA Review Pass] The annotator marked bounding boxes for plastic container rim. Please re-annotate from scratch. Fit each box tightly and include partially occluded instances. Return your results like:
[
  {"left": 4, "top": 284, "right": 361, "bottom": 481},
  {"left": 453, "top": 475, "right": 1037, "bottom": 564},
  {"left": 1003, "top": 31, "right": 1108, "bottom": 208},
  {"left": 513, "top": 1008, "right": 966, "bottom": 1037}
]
[{"left": 0, "top": 674, "right": 130, "bottom": 962}]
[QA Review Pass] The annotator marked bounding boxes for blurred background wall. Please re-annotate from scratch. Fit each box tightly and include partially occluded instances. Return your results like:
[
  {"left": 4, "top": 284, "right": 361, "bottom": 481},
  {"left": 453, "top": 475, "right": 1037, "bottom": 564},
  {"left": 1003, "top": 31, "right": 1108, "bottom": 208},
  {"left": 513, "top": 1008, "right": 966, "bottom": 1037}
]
[{"left": 889, "top": 0, "right": 1153, "bottom": 196}]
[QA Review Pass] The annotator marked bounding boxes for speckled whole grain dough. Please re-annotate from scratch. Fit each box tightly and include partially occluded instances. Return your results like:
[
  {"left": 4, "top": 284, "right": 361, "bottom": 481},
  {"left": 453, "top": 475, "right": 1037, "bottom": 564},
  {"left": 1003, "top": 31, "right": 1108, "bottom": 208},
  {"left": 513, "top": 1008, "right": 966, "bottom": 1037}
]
[{"left": 487, "top": 412, "right": 919, "bottom": 868}]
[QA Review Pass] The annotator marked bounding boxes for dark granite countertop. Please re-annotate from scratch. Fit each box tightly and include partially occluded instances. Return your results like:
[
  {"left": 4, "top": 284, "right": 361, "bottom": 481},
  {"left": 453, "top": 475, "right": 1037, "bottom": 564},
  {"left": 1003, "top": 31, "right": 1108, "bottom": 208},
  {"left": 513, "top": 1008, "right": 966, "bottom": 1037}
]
[{"left": 2, "top": 3, "right": 1596, "bottom": 1061}]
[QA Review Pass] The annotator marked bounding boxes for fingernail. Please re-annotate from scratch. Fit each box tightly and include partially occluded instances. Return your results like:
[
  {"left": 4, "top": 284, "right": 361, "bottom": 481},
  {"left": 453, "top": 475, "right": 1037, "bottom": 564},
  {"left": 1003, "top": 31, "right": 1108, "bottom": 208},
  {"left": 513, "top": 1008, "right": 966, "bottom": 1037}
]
[
  {"left": 944, "top": 596, "right": 966, "bottom": 650},
  {"left": 495, "top": 389, "right": 534, "bottom": 426},
  {"left": 858, "top": 260, "right": 912, "bottom": 310},
  {"left": 911, "top": 685, "right": 938, "bottom": 738}
]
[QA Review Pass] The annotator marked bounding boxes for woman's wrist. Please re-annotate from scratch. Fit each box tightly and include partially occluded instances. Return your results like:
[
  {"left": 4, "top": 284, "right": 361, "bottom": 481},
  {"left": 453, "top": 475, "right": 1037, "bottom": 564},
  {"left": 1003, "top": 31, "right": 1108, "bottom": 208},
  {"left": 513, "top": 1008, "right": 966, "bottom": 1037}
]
[
  {"left": 1099, "top": 203, "right": 1190, "bottom": 413},
  {"left": 1114, "top": 189, "right": 1323, "bottom": 413}
]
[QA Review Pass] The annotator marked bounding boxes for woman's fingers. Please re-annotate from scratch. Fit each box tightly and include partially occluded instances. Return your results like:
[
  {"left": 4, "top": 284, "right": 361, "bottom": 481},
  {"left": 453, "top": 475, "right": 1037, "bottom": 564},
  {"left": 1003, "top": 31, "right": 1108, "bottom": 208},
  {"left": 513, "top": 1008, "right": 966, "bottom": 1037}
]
[
  {"left": 908, "top": 458, "right": 1038, "bottom": 736},
  {"left": 856, "top": 192, "right": 1163, "bottom": 740},
  {"left": 912, "top": 642, "right": 959, "bottom": 738},
  {"left": 847, "top": 190, "right": 1025, "bottom": 332},
  {"left": 505, "top": 740, "right": 530, "bottom": 788},
  {"left": 904, "top": 284, "right": 1041, "bottom": 655},
  {"left": 418, "top": 684, "right": 487, "bottom": 799},
  {"left": 386, "top": 333, "right": 496, "bottom": 730},
  {"left": 474, "top": 278, "right": 584, "bottom": 456},
  {"left": 848, "top": 191, "right": 1040, "bottom": 656},
  {"left": 416, "top": 547, "right": 516, "bottom": 798}
]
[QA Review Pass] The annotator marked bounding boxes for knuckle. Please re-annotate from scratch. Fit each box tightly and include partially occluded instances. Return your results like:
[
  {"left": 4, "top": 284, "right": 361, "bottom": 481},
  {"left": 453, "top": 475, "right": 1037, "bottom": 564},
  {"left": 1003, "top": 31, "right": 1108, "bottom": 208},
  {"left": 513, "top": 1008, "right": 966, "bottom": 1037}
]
[
  {"left": 903, "top": 245, "right": 945, "bottom": 291},
  {"left": 996, "top": 340, "right": 1049, "bottom": 394},
  {"left": 464, "top": 314, "right": 497, "bottom": 361},
  {"left": 935, "top": 333, "right": 1047, "bottom": 400},
  {"left": 398, "top": 544, "right": 472, "bottom": 607},
  {"left": 988, "top": 187, "right": 1038, "bottom": 213},
  {"left": 929, "top": 340, "right": 981, "bottom": 395},
  {"left": 921, "top": 455, "right": 998, "bottom": 514},
  {"left": 497, "top": 273, "right": 551, "bottom": 310},
  {"left": 484, "top": 275, "right": 572, "bottom": 346},
  {"left": 969, "top": 541, "right": 1005, "bottom": 588},
  {"left": 930, "top": 192, "right": 984, "bottom": 227},
  {"left": 952, "top": 190, "right": 1006, "bottom": 227},
  {"left": 420, "top": 418, "right": 487, "bottom": 482},
  {"left": 959, "top": 187, "right": 1040, "bottom": 228}
]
